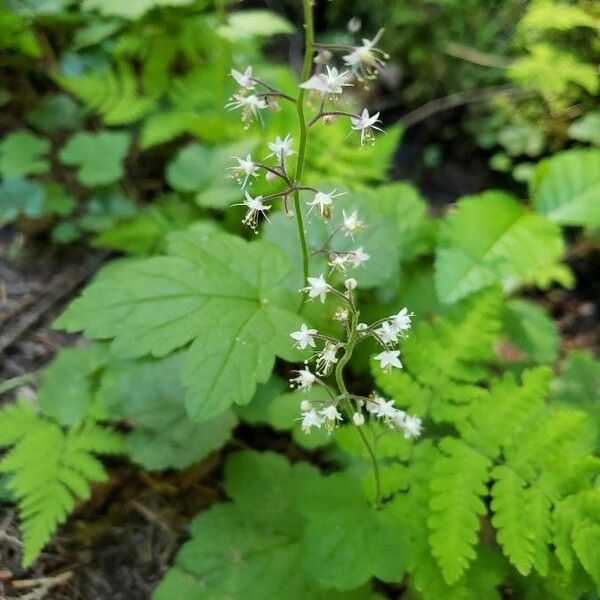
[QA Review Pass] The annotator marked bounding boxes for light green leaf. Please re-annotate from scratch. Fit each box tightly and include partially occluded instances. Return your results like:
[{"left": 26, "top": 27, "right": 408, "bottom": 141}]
[
  {"left": 0, "top": 130, "right": 50, "bottom": 177},
  {"left": 502, "top": 299, "right": 559, "bottom": 364},
  {"left": 568, "top": 112, "right": 600, "bottom": 146},
  {"left": 519, "top": 2, "right": 597, "bottom": 33},
  {"left": 55, "top": 229, "right": 302, "bottom": 422},
  {"left": 82, "top": 0, "right": 194, "bottom": 19},
  {"left": 530, "top": 149, "right": 600, "bottom": 227},
  {"left": 435, "top": 191, "right": 568, "bottom": 303},
  {"left": 427, "top": 437, "right": 491, "bottom": 584},
  {"left": 59, "top": 130, "right": 131, "bottom": 186},
  {"left": 218, "top": 10, "right": 293, "bottom": 40},
  {"left": 39, "top": 345, "right": 109, "bottom": 426},
  {"left": 98, "top": 353, "right": 236, "bottom": 470}
]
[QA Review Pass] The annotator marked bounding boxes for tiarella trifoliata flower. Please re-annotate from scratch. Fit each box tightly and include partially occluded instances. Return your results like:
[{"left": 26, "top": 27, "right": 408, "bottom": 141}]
[
  {"left": 329, "top": 253, "right": 349, "bottom": 273},
  {"left": 290, "top": 367, "right": 317, "bottom": 391},
  {"left": 266, "top": 134, "right": 295, "bottom": 160},
  {"left": 349, "top": 246, "right": 370, "bottom": 268},
  {"left": 229, "top": 154, "right": 259, "bottom": 188},
  {"left": 307, "top": 189, "right": 345, "bottom": 218},
  {"left": 371, "top": 398, "right": 397, "bottom": 419},
  {"left": 290, "top": 323, "right": 318, "bottom": 349},
  {"left": 391, "top": 307, "right": 412, "bottom": 333},
  {"left": 374, "top": 349, "right": 402, "bottom": 371},
  {"left": 303, "top": 274, "right": 330, "bottom": 302},
  {"left": 300, "top": 65, "right": 352, "bottom": 96},
  {"left": 235, "top": 192, "right": 271, "bottom": 230},
  {"left": 300, "top": 399, "right": 312, "bottom": 412},
  {"left": 400, "top": 414, "right": 423, "bottom": 439},
  {"left": 351, "top": 109, "right": 384, "bottom": 146},
  {"left": 320, "top": 404, "right": 343, "bottom": 431},
  {"left": 341, "top": 210, "right": 364, "bottom": 237},
  {"left": 352, "top": 412, "right": 365, "bottom": 426},
  {"left": 301, "top": 409, "right": 323, "bottom": 433},
  {"left": 230, "top": 66, "right": 255, "bottom": 90},
  {"left": 342, "top": 29, "right": 388, "bottom": 79},
  {"left": 316, "top": 342, "right": 339, "bottom": 375},
  {"left": 376, "top": 321, "right": 398, "bottom": 345},
  {"left": 366, "top": 395, "right": 386, "bottom": 414},
  {"left": 226, "top": 94, "right": 267, "bottom": 127},
  {"left": 333, "top": 307, "right": 349, "bottom": 322}
]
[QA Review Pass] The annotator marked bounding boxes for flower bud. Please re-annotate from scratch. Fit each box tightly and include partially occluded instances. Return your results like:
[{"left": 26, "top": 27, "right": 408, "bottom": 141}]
[
  {"left": 300, "top": 400, "right": 312, "bottom": 412},
  {"left": 352, "top": 412, "right": 365, "bottom": 426},
  {"left": 344, "top": 277, "right": 357, "bottom": 290},
  {"left": 322, "top": 114, "right": 336, "bottom": 125},
  {"left": 268, "top": 100, "right": 281, "bottom": 112}
]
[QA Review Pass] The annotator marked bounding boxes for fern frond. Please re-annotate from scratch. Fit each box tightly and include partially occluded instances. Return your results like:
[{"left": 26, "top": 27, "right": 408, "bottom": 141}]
[
  {"left": 428, "top": 437, "right": 491, "bottom": 584},
  {"left": 490, "top": 466, "right": 549, "bottom": 576},
  {"left": 505, "top": 407, "right": 590, "bottom": 479},
  {"left": 459, "top": 367, "right": 552, "bottom": 457},
  {"left": 572, "top": 520, "right": 600, "bottom": 590},
  {"left": 55, "top": 63, "right": 155, "bottom": 125},
  {"left": 0, "top": 399, "right": 41, "bottom": 445},
  {"left": 374, "top": 290, "right": 501, "bottom": 424},
  {"left": 0, "top": 409, "right": 123, "bottom": 566}
]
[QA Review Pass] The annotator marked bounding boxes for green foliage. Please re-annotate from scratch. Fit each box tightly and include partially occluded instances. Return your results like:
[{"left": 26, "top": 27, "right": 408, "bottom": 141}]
[
  {"left": 55, "top": 229, "right": 303, "bottom": 421},
  {"left": 531, "top": 149, "right": 600, "bottom": 227},
  {"left": 218, "top": 9, "right": 294, "bottom": 40},
  {"left": 155, "top": 450, "right": 398, "bottom": 598},
  {"left": 82, "top": 0, "right": 195, "bottom": 20},
  {"left": 97, "top": 353, "right": 237, "bottom": 470},
  {"left": 0, "top": 400, "right": 123, "bottom": 566},
  {"left": 502, "top": 299, "right": 559, "bottom": 364},
  {"left": 26, "top": 94, "right": 83, "bottom": 133},
  {"left": 55, "top": 64, "right": 156, "bottom": 126},
  {"left": 435, "top": 191, "right": 571, "bottom": 303},
  {"left": 59, "top": 130, "right": 131, "bottom": 187},
  {"left": 0, "top": 130, "right": 50, "bottom": 177},
  {"left": 166, "top": 140, "right": 257, "bottom": 209},
  {"left": 428, "top": 437, "right": 491, "bottom": 584}
]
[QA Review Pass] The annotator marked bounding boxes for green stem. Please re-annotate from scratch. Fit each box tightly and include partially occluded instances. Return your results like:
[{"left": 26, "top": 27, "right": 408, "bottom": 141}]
[
  {"left": 0, "top": 372, "right": 38, "bottom": 395},
  {"left": 292, "top": 0, "right": 315, "bottom": 288},
  {"left": 334, "top": 310, "right": 382, "bottom": 508}
]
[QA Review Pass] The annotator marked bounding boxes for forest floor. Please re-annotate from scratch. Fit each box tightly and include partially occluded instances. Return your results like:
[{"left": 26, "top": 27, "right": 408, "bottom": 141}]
[{"left": 1, "top": 118, "right": 599, "bottom": 599}]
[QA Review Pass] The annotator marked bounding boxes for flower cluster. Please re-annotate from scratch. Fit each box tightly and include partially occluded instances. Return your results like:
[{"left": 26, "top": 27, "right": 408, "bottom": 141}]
[
  {"left": 288, "top": 274, "right": 421, "bottom": 439},
  {"left": 226, "top": 30, "right": 389, "bottom": 231}
]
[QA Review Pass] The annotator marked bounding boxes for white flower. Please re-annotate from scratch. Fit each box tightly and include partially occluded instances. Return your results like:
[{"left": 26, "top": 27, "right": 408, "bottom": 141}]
[
  {"left": 372, "top": 398, "right": 397, "bottom": 419},
  {"left": 230, "top": 66, "right": 255, "bottom": 90},
  {"left": 341, "top": 210, "right": 364, "bottom": 237},
  {"left": 300, "top": 66, "right": 352, "bottom": 96},
  {"left": 316, "top": 342, "right": 339, "bottom": 375},
  {"left": 352, "top": 412, "right": 365, "bottom": 426},
  {"left": 290, "top": 367, "right": 317, "bottom": 391},
  {"left": 290, "top": 323, "right": 318, "bottom": 349},
  {"left": 349, "top": 246, "right": 370, "bottom": 267},
  {"left": 389, "top": 408, "right": 407, "bottom": 429},
  {"left": 333, "top": 307, "right": 349, "bottom": 322},
  {"left": 320, "top": 404, "right": 343, "bottom": 431},
  {"left": 229, "top": 154, "right": 259, "bottom": 188},
  {"left": 302, "top": 274, "right": 330, "bottom": 303},
  {"left": 342, "top": 30, "right": 387, "bottom": 79},
  {"left": 376, "top": 321, "right": 398, "bottom": 345},
  {"left": 351, "top": 109, "right": 384, "bottom": 146},
  {"left": 234, "top": 192, "right": 271, "bottom": 230},
  {"left": 374, "top": 350, "right": 402, "bottom": 371},
  {"left": 328, "top": 253, "right": 349, "bottom": 272},
  {"left": 266, "top": 134, "right": 295, "bottom": 160},
  {"left": 307, "top": 189, "right": 345, "bottom": 217},
  {"left": 226, "top": 93, "right": 267, "bottom": 126},
  {"left": 390, "top": 307, "right": 412, "bottom": 333},
  {"left": 301, "top": 409, "right": 323, "bottom": 433},
  {"left": 401, "top": 414, "right": 423, "bottom": 439}
]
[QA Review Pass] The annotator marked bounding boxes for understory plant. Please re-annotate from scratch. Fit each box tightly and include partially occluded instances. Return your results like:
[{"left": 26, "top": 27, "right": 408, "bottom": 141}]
[{"left": 0, "top": 1, "right": 599, "bottom": 599}]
